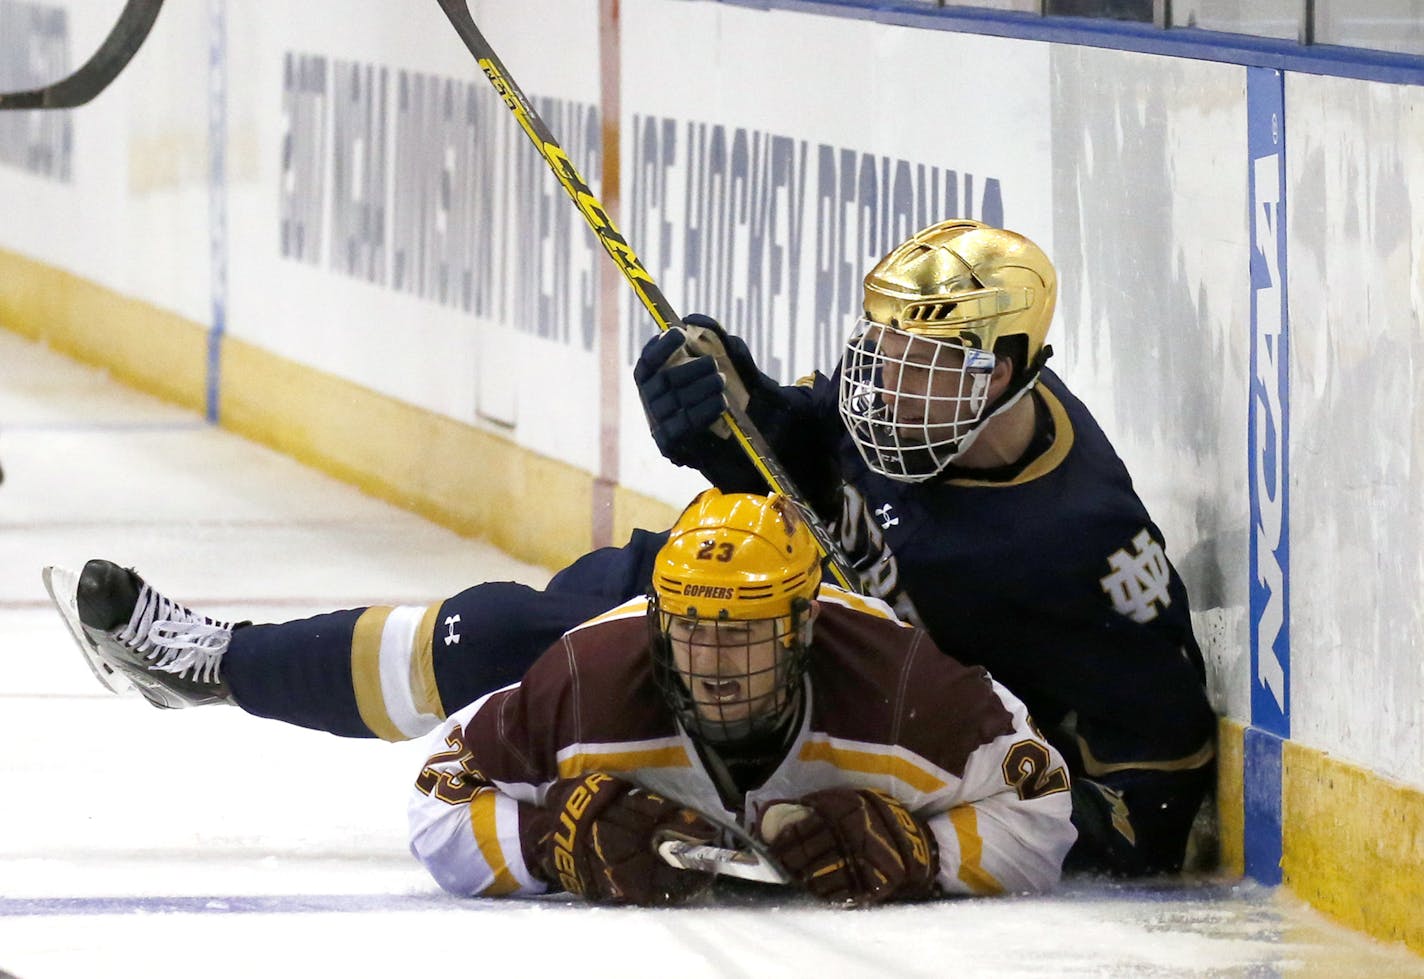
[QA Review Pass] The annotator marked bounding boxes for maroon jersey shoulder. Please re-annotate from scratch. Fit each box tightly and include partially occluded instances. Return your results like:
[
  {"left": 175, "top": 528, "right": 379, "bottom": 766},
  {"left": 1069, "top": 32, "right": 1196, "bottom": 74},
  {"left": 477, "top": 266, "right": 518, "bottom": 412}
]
[
  {"left": 807, "top": 603, "right": 1016, "bottom": 777},
  {"left": 460, "top": 612, "right": 677, "bottom": 784}
]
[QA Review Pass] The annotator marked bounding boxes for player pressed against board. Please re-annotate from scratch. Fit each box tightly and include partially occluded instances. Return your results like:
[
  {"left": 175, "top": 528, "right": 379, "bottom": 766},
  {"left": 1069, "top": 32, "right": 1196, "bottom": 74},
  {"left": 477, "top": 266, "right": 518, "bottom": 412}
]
[{"left": 48, "top": 220, "right": 1214, "bottom": 880}]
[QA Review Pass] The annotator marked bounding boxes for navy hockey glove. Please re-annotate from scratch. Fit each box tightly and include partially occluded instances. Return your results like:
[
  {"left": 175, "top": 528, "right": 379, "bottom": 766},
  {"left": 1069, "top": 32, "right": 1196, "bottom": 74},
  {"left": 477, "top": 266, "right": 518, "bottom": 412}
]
[
  {"left": 760, "top": 788, "right": 940, "bottom": 905},
  {"left": 528, "top": 772, "right": 718, "bottom": 906},
  {"left": 633, "top": 314, "right": 764, "bottom": 465}
]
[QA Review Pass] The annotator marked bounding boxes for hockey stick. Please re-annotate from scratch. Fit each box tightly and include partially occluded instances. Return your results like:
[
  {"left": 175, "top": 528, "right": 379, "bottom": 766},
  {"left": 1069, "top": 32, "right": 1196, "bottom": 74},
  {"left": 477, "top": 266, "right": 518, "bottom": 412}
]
[
  {"left": 656, "top": 809, "right": 790, "bottom": 885},
  {"left": 658, "top": 839, "right": 788, "bottom": 885},
  {"left": 0, "top": 0, "right": 166, "bottom": 110},
  {"left": 433, "top": 0, "right": 860, "bottom": 594}
]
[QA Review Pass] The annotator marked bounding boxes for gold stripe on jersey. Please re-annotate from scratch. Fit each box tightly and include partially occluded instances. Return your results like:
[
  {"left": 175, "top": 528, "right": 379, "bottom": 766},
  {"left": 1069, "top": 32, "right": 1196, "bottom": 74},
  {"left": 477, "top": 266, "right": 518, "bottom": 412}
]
[
  {"left": 943, "top": 384, "right": 1074, "bottom": 488},
  {"left": 949, "top": 805, "right": 1004, "bottom": 895},
  {"left": 563, "top": 595, "right": 651, "bottom": 635},
  {"left": 351, "top": 605, "right": 405, "bottom": 742},
  {"left": 1076, "top": 734, "right": 1216, "bottom": 776},
  {"left": 814, "top": 585, "right": 905, "bottom": 623},
  {"left": 412, "top": 602, "right": 446, "bottom": 719},
  {"left": 555, "top": 742, "right": 693, "bottom": 779},
  {"left": 469, "top": 788, "right": 521, "bottom": 896},
  {"left": 797, "top": 737, "right": 948, "bottom": 795}
]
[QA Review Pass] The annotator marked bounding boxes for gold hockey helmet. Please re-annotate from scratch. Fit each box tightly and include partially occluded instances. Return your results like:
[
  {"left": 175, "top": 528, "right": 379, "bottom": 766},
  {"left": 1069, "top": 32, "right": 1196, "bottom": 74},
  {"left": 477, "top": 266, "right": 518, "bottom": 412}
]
[
  {"left": 862, "top": 219, "right": 1056, "bottom": 368},
  {"left": 650, "top": 490, "right": 821, "bottom": 746},
  {"left": 652, "top": 489, "right": 822, "bottom": 622},
  {"left": 839, "top": 220, "right": 1057, "bottom": 481}
]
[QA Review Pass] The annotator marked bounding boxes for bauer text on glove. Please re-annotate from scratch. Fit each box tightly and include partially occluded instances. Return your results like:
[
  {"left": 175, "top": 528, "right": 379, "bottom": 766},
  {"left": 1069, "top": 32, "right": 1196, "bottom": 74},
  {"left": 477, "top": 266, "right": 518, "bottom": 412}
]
[{"left": 524, "top": 772, "right": 719, "bottom": 905}]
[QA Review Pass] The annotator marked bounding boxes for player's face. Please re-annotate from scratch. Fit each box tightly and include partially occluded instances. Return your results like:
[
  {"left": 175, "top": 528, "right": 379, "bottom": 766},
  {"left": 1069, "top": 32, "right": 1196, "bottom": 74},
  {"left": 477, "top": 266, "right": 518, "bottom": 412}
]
[
  {"left": 872, "top": 324, "right": 990, "bottom": 433},
  {"left": 666, "top": 616, "right": 786, "bottom": 726}
]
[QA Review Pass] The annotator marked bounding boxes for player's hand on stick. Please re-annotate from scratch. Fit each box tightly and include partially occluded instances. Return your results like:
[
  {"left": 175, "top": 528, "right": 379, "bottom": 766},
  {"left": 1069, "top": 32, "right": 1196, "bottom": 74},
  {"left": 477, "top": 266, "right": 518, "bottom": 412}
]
[
  {"left": 634, "top": 313, "right": 763, "bottom": 462},
  {"left": 529, "top": 772, "right": 719, "bottom": 905},
  {"left": 759, "top": 788, "right": 940, "bottom": 906}
]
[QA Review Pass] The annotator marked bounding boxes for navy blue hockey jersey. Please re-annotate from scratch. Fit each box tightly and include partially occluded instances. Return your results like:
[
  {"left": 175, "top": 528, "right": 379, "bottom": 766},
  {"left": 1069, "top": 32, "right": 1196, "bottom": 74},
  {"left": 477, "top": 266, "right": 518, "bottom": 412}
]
[{"left": 685, "top": 366, "right": 1215, "bottom": 777}]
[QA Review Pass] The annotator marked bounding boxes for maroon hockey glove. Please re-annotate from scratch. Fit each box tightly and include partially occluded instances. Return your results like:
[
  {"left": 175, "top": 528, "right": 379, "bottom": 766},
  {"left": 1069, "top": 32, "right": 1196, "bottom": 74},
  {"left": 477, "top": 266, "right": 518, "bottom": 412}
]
[
  {"left": 526, "top": 772, "right": 719, "bottom": 906},
  {"left": 760, "top": 788, "right": 940, "bottom": 905}
]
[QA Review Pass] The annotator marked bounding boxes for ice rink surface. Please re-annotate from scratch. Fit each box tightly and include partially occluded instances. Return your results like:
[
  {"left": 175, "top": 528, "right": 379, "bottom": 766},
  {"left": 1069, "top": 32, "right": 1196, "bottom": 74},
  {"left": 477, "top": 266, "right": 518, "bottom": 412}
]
[{"left": 2, "top": 329, "right": 1421, "bottom": 979}]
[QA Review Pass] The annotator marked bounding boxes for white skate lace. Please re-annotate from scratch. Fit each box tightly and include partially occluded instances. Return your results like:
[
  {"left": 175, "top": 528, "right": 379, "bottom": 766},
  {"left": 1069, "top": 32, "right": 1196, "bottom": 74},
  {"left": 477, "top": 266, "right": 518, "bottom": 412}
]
[{"left": 117, "top": 584, "right": 233, "bottom": 684}]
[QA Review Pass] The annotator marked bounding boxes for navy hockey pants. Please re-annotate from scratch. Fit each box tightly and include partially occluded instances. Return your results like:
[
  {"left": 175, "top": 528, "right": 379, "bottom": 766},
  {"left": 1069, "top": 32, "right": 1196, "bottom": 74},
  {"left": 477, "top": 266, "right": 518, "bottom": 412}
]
[{"left": 222, "top": 528, "right": 670, "bottom": 738}]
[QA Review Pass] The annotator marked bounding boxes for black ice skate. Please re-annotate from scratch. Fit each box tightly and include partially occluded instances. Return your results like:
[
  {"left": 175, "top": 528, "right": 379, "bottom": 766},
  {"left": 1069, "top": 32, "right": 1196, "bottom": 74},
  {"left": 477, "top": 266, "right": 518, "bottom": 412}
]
[{"left": 42, "top": 560, "right": 236, "bottom": 708}]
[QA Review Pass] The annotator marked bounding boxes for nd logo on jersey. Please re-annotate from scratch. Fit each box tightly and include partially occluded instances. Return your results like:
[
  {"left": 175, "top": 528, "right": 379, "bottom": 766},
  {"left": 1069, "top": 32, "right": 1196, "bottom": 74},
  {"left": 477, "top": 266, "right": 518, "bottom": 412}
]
[{"left": 1099, "top": 529, "right": 1172, "bottom": 624}]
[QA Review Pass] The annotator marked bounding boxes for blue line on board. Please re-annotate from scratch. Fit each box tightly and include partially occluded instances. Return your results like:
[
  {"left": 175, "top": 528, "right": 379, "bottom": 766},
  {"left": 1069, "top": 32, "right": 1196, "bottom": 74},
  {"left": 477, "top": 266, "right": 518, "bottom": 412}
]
[
  {"left": 206, "top": 0, "right": 228, "bottom": 425},
  {"left": 1243, "top": 64, "right": 1290, "bottom": 888},
  {"left": 721, "top": 0, "right": 1424, "bottom": 85}
]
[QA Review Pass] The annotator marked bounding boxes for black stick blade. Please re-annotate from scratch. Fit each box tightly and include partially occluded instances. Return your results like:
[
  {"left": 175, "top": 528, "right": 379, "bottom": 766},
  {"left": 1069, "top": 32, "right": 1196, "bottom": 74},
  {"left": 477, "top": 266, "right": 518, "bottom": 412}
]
[{"left": 0, "top": 0, "right": 166, "bottom": 110}]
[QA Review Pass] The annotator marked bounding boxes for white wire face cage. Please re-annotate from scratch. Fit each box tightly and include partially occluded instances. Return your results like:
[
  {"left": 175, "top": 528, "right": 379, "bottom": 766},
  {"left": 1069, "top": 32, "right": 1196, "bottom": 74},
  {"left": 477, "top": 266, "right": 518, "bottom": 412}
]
[
  {"left": 838, "top": 318, "right": 999, "bottom": 482},
  {"left": 650, "top": 605, "right": 809, "bottom": 747}
]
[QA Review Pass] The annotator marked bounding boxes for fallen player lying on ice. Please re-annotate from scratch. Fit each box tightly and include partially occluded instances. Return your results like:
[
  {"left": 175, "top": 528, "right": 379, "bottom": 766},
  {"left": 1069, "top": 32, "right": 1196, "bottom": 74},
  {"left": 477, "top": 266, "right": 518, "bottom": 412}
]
[{"left": 54, "top": 490, "right": 1075, "bottom": 906}]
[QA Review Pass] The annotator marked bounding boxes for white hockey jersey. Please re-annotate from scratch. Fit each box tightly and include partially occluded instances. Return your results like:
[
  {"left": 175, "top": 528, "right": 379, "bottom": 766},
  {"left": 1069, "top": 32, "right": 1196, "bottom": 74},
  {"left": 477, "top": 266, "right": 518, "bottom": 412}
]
[{"left": 408, "top": 586, "right": 1077, "bottom": 899}]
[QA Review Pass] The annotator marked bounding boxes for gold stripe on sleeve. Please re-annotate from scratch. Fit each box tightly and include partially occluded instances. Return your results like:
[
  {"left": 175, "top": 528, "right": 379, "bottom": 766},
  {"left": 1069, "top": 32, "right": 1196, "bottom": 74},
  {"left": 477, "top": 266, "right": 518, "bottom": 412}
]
[
  {"left": 411, "top": 602, "right": 446, "bottom": 720},
  {"left": 1076, "top": 734, "right": 1217, "bottom": 776},
  {"left": 556, "top": 745, "right": 692, "bottom": 778},
  {"left": 563, "top": 596, "right": 650, "bottom": 634},
  {"left": 469, "top": 789, "right": 521, "bottom": 896},
  {"left": 815, "top": 586, "right": 904, "bottom": 623},
  {"left": 351, "top": 606, "right": 405, "bottom": 742},
  {"left": 797, "top": 740, "right": 946, "bottom": 794},
  {"left": 949, "top": 805, "right": 1004, "bottom": 895}
]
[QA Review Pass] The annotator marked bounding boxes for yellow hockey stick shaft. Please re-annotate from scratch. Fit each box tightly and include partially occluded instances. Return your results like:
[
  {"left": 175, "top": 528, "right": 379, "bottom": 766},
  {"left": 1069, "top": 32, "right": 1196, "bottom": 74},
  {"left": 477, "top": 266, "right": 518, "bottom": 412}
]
[{"left": 435, "top": 0, "right": 859, "bottom": 592}]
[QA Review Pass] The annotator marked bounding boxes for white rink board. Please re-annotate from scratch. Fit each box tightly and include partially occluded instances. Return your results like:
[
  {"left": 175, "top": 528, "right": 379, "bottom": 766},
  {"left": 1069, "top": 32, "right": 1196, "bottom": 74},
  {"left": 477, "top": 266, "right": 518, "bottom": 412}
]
[
  {"left": 614, "top": 0, "right": 1053, "bottom": 502},
  {"left": 1285, "top": 71, "right": 1424, "bottom": 787},
  {"left": 224, "top": 0, "right": 606, "bottom": 464},
  {"left": 1045, "top": 44, "right": 1254, "bottom": 728},
  {"left": 0, "top": 0, "right": 210, "bottom": 324}
]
